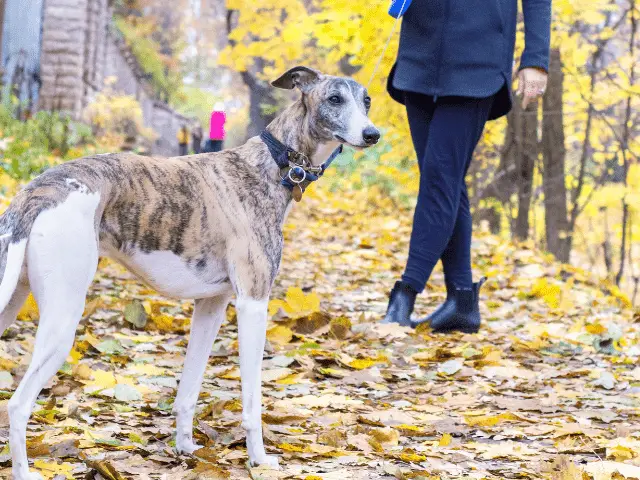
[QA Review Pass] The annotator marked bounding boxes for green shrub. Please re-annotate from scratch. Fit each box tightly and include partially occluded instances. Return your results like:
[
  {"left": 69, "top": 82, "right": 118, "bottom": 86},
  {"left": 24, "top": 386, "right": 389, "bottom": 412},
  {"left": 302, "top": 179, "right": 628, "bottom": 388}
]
[
  {"left": 326, "top": 132, "right": 416, "bottom": 205},
  {"left": 0, "top": 105, "right": 96, "bottom": 180},
  {"left": 176, "top": 86, "right": 221, "bottom": 130},
  {"left": 114, "top": 18, "right": 183, "bottom": 103}
]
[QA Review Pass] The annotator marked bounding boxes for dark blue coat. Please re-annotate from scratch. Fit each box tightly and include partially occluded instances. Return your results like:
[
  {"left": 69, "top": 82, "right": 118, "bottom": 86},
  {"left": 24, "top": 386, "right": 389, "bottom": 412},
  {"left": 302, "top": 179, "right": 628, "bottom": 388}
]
[{"left": 387, "top": 0, "right": 551, "bottom": 120}]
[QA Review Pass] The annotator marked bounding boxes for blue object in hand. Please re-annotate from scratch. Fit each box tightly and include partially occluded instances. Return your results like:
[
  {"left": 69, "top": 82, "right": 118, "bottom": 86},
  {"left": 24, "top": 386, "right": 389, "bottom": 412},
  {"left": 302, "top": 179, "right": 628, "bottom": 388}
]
[{"left": 388, "top": 0, "right": 412, "bottom": 18}]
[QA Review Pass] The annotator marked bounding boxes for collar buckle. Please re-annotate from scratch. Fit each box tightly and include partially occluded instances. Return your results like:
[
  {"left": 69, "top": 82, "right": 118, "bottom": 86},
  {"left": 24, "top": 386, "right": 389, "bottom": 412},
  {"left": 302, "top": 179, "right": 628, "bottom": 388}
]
[
  {"left": 287, "top": 150, "right": 309, "bottom": 166},
  {"left": 261, "top": 130, "right": 344, "bottom": 201},
  {"left": 287, "top": 151, "right": 323, "bottom": 176}
]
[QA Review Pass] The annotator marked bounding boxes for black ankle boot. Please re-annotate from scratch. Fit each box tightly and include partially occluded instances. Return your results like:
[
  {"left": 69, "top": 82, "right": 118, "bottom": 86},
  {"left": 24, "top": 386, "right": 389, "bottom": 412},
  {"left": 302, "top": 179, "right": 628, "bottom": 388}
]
[
  {"left": 382, "top": 281, "right": 417, "bottom": 327},
  {"left": 411, "top": 277, "right": 486, "bottom": 333}
]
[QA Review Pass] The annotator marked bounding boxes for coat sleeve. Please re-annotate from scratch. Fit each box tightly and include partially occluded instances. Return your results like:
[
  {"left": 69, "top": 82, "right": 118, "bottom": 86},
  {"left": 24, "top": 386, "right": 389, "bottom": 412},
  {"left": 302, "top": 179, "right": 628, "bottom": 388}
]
[{"left": 520, "top": 0, "right": 551, "bottom": 72}]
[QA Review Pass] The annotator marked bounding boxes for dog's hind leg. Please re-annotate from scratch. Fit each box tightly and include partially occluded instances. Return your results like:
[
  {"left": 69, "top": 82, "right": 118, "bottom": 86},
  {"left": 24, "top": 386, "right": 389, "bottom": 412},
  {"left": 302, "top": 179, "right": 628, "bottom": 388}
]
[
  {"left": 174, "top": 293, "right": 231, "bottom": 454},
  {"left": 8, "top": 191, "right": 99, "bottom": 480},
  {"left": 236, "top": 295, "right": 279, "bottom": 469},
  {"left": 0, "top": 281, "right": 30, "bottom": 334},
  {"left": 0, "top": 236, "right": 30, "bottom": 334}
]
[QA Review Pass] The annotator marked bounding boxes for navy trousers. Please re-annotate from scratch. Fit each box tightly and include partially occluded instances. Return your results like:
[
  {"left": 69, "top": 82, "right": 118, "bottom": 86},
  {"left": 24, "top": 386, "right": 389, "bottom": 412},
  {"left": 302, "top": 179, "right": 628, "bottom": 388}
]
[{"left": 401, "top": 92, "right": 494, "bottom": 293}]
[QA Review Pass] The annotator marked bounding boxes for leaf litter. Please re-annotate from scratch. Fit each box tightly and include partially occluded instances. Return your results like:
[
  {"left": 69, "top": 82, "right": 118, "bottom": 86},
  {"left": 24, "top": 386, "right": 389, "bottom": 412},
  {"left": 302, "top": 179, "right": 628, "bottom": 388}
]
[{"left": 0, "top": 185, "right": 638, "bottom": 479}]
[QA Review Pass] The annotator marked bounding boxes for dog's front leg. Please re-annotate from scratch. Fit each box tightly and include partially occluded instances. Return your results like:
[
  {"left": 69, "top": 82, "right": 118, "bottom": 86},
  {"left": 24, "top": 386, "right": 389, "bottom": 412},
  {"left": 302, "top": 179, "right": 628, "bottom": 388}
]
[
  {"left": 236, "top": 296, "right": 279, "bottom": 469},
  {"left": 174, "top": 294, "right": 230, "bottom": 454}
]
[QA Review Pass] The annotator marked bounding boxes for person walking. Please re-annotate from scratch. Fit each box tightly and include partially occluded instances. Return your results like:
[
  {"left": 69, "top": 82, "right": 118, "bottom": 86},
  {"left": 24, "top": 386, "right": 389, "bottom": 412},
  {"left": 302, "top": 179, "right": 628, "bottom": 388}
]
[
  {"left": 382, "top": 0, "right": 551, "bottom": 332},
  {"left": 177, "top": 124, "right": 189, "bottom": 156},
  {"left": 191, "top": 123, "right": 203, "bottom": 154},
  {"left": 203, "top": 102, "right": 226, "bottom": 153}
]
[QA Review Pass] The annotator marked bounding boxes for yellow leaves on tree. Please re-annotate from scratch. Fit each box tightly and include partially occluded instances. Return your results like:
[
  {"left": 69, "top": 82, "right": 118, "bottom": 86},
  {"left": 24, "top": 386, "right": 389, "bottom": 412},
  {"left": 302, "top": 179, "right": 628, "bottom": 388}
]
[
  {"left": 220, "top": 0, "right": 410, "bottom": 177},
  {"left": 222, "top": 0, "right": 639, "bottom": 306}
]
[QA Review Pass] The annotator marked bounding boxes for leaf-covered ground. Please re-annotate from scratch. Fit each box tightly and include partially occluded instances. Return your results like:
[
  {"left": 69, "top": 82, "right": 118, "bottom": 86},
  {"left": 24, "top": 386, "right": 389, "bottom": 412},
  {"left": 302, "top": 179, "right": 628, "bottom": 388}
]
[{"left": 0, "top": 185, "right": 639, "bottom": 480}]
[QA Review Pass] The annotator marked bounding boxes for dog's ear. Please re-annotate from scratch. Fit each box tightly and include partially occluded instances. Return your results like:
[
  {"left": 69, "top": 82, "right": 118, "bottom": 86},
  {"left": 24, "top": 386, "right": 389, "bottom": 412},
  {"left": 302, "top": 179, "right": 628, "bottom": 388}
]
[{"left": 272, "top": 66, "right": 323, "bottom": 92}]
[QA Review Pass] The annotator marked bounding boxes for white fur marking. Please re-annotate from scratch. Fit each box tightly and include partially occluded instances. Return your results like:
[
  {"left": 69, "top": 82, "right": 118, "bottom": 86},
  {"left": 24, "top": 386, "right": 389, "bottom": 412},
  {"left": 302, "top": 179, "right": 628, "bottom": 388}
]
[
  {"left": 0, "top": 239, "right": 26, "bottom": 315},
  {"left": 345, "top": 90, "right": 374, "bottom": 146},
  {"left": 107, "top": 249, "right": 230, "bottom": 299},
  {"left": 282, "top": 202, "right": 293, "bottom": 227},
  {"left": 0, "top": 282, "right": 30, "bottom": 334},
  {"left": 10, "top": 190, "right": 100, "bottom": 480},
  {"left": 174, "top": 295, "right": 230, "bottom": 454},
  {"left": 65, "top": 178, "right": 89, "bottom": 194},
  {"left": 236, "top": 297, "right": 279, "bottom": 469},
  {"left": 311, "top": 141, "right": 341, "bottom": 167}
]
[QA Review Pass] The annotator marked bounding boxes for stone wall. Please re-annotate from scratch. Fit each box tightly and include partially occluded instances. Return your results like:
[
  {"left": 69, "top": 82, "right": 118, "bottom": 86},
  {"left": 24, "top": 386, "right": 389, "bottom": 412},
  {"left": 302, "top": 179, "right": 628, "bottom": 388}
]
[
  {"left": 104, "top": 34, "right": 141, "bottom": 99},
  {"left": 151, "top": 102, "right": 191, "bottom": 157},
  {"left": 82, "top": 0, "right": 110, "bottom": 103},
  {"left": 38, "top": 0, "right": 91, "bottom": 116},
  {"left": 35, "top": 0, "right": 189, "bottom": 156},
  {"left": 102, "top": 33, "right": 190, "bottom": 156}
]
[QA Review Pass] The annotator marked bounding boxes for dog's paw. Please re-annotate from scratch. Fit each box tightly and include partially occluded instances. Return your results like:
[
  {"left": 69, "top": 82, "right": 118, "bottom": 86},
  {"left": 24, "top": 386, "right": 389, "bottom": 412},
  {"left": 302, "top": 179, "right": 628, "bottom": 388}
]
[
  {"left": 175, "top": 439, "right": 202, "bottom": 455},
  {"left": 250, "top": 455, "right": 280, "bottom": 470}
]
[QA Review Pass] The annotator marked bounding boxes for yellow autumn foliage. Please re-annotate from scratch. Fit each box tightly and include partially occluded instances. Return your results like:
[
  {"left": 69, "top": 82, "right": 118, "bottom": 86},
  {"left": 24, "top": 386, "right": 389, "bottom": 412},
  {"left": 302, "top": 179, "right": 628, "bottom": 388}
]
[
  {"left": 83, "top": 78, "right": 157, "bottom": 145},
  {"left": 223, "top": 0, "right": 639, "bottom": 303}
]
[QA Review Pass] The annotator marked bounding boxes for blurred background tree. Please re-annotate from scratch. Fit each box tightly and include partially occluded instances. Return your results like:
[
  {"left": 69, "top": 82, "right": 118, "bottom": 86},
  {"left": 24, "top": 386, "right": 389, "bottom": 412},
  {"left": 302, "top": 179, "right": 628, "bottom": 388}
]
[
  {"left": 0, "top": 0, "right": 637, "bottom": 303},
  {"left": 217, "top": 0, "right": 638, "bottom": 302}
]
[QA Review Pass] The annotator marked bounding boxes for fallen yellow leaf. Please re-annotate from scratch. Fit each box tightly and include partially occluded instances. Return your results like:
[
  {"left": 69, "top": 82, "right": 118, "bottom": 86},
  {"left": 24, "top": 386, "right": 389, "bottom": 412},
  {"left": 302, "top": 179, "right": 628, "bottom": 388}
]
[
  {"left": 438, "top": 433, "right": 452, "bottom": 447},
  {"left": 268, "top": 287, "right": 321, "bottom": 318},
  {"left": 34, "top": 460, "right": 74, "bottom": 479},
  {"left": 86, "top": 370, "right": 116, "bottom": 389},
  {"left": 73, "top": 363, "right": 94, "bottom": 381},
  {"left": 464, "top": 412, "right": 524, "bottom": 427},
  {"left": 267, "top": 325, "right": 294, "bottom": 345},
  {"left": 17, "top": 293, "right": 39, "bottom": 321}
]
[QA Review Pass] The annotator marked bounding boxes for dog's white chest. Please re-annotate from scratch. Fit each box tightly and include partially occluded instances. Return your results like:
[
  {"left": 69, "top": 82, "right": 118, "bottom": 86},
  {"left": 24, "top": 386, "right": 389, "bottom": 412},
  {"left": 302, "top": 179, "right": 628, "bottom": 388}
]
[{"left": 107, "top": 249, "right": 230, "bottom": 299}]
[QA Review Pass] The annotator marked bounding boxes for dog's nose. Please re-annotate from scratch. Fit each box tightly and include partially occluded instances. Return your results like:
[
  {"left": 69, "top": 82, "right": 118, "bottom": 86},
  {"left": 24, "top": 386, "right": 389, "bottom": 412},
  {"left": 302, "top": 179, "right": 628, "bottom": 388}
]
[{"left": 362, "top": 126, "right": 381, "bottom": 145}]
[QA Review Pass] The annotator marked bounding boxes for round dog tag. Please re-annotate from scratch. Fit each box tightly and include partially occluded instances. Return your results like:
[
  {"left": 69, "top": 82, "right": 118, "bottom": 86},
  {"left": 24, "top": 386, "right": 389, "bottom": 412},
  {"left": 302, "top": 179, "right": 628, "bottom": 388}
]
[{"left": 292, "top": 185, "right": 303, "bottom": 202}]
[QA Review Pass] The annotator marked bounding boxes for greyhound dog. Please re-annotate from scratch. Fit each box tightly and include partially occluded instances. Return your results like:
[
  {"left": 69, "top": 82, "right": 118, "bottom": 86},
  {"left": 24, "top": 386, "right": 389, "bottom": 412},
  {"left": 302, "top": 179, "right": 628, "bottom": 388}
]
[{"left": 0, "top": 66, "right": 380, "bottom": 479}]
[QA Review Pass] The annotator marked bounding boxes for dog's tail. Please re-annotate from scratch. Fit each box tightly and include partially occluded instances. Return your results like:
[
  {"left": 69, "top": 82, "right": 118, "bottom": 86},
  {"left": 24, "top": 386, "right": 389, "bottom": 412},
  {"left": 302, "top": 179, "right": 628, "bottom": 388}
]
[{"left": 0, "top": 234, "right": 27, "bottom": 314}]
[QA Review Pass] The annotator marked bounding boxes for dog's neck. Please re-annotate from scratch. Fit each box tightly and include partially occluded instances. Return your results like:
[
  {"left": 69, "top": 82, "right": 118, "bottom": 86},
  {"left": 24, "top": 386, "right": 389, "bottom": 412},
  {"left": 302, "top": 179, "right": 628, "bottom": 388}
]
[{"left": 264, "top": 100, "right": 340, "bottom": 167}]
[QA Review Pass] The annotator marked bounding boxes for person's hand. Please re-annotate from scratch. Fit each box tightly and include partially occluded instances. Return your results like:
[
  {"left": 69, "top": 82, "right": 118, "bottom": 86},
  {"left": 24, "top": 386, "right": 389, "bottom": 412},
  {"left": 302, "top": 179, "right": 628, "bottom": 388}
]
[{"left": 516, "top": 67, "right": 548, "bottom": 109}]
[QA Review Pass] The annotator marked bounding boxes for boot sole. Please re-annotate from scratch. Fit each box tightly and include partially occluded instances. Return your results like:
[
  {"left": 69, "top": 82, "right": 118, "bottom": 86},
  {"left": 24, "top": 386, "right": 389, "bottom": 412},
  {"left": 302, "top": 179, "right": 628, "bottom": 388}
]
[
  {"left": 411, "top": 321, "right": 480, "bottom": 334},
  {"left": 433, "top": 326, "right": 480, "bottom": 334}
]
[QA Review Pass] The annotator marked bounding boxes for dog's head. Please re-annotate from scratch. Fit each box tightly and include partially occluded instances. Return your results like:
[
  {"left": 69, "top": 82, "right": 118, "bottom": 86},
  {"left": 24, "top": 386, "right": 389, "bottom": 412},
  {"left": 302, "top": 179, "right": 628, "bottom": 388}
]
[{"left": 272, "top": 66, "right": 381, "bottom": 149}]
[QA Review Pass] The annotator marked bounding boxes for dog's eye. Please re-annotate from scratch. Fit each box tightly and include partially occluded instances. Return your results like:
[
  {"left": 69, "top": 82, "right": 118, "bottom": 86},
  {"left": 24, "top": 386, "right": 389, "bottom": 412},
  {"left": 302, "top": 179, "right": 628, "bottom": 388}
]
[
  {"left": 364, "top": 96, "right": 372, "bottom": 108},
  {"left": 328, "top": 95, "right": 343, "bottom": 105}
]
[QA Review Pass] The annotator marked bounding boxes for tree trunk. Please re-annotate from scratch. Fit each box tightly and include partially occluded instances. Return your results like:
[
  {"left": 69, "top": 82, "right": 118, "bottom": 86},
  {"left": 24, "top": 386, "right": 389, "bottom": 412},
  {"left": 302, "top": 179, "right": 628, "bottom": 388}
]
[
  {"left": 226, "top": 9, "right": 279, "bottom": 141},
  {"left": 0, "top": 0, "right": 5, "bottom": 51},
  {"left": 479, "top": 117, "right": 519, "bottom": 204},
  {"left": 478, "top": 94, "right": 538, "bottom": 239},
  {"left": 514, "top": 99, "right": 539, "bottom": 240},
  {"left": 616, "top": 0, "right": 636, "bottom": 287},
  {"left": 241, "top": 66, "right": 278, "bottom": 138},
  {"left": 542, "top": 48, "right": 571, "bottom": 263}
]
